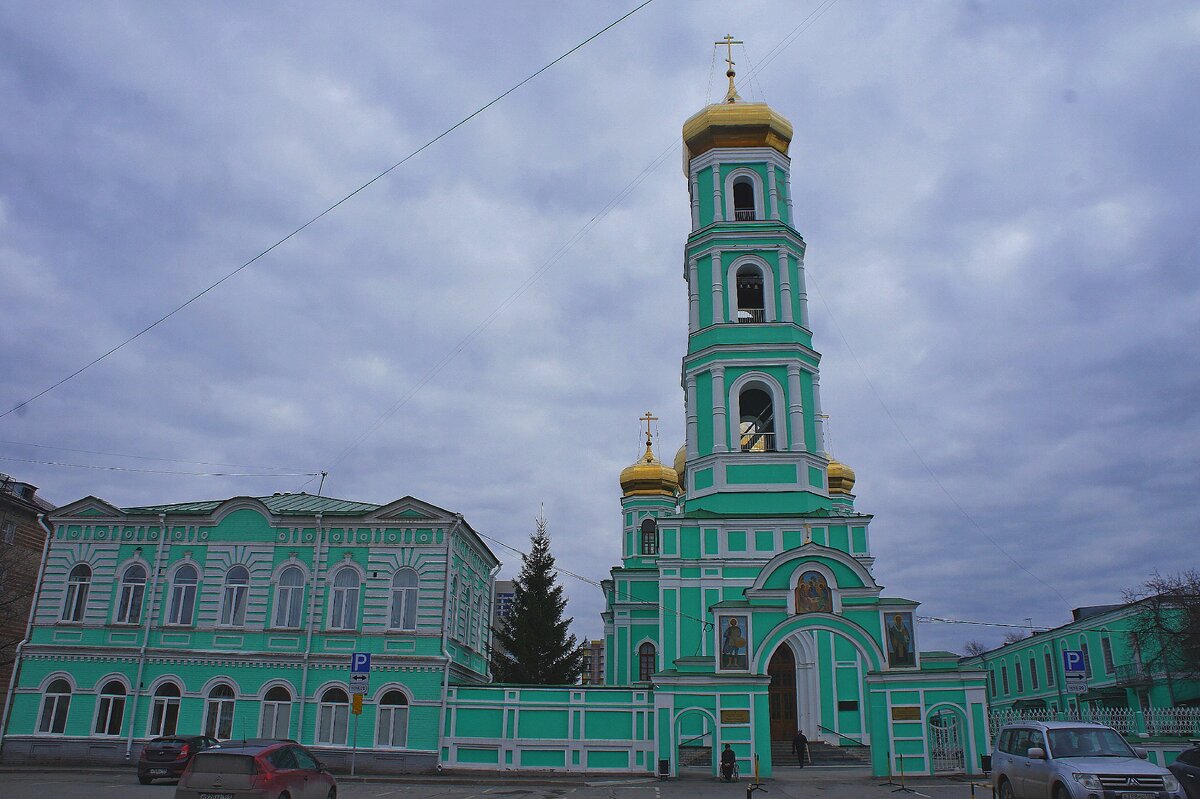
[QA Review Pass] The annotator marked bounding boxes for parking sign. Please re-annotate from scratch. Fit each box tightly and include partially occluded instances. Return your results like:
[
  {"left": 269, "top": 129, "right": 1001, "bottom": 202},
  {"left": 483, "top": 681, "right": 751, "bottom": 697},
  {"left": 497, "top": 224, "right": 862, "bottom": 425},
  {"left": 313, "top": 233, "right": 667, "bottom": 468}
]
[
  {"left": 1062, "top": 650, "right": 1085, "bottom": 674},
  {"left": 351, "top": 652, "right": 371, "bottom": 674}
]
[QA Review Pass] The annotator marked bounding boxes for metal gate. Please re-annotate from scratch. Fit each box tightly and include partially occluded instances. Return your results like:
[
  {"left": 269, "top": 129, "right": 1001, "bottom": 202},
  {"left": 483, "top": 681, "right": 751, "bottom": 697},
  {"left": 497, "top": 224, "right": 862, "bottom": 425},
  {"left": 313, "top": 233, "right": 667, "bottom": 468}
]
[{"left": 928, "top": 709, "right": 965, "bottom": 773}]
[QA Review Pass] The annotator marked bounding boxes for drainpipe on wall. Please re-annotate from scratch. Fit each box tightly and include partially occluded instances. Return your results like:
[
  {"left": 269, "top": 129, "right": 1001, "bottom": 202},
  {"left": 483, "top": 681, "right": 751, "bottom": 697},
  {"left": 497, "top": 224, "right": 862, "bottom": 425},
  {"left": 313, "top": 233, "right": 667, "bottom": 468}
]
[
  {"left": 437, "top": 514, "right": 464, "bottom": 768},
  {"left": 125, "top": 513, "right": 169, "bottom": 760},
  {"left": 297, "top": 513, "right": 323, "bottom": 742},
  {"left": 484, "top": 562, "right": 501, "bottom": 683},
  {"left": 0, "top": 514, "right": 53, "bottom": 752}
]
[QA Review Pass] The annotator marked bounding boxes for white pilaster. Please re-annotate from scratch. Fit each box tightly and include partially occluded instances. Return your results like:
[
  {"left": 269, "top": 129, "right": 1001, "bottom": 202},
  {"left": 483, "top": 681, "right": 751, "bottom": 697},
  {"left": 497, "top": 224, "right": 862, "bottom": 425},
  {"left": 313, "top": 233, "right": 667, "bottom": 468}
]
[
  {"left": 711, "top": 366, "right": 728, "bottom": 452},
  {"left": 686, "top": 376, "right": 699, "bottom": 459},
  {"left": 690, "top": 172, "right": 700, "bottom": 229},
  {"left": 813, "top": 372, "right": 827, "bottom": 455},
  {"left": 796, "top": 258, "right": 810, "bottom": 328},
  {"left": 768, "top": 165, "right": 780, "bottom": 220},
  {"left": 710, "top": 250, "right": 724, "bottom": 324},
  {"left": 786, "top": 365, "right": 806, "bottom": 452},
  {"left": 688, "top": 258, "right": 700, "bottom": 333},
  {"left": 711, "top": 166, "right": 724, "bottom": 222},
  {"left": 777, "top": 247, "right": 793, "bottom": 323}
]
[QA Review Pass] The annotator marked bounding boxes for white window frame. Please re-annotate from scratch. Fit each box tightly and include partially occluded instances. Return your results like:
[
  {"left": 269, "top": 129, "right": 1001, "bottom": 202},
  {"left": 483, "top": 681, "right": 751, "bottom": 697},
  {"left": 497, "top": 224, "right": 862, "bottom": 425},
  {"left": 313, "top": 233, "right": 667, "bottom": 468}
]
[
  {"left": 274, "top": 566, "right": 305, "bottom": 628},
  {"left": 259, "top": 686, "right": 292, "bottom": 739},
  {"left": 376, "top": 690, "right": 409, "bottom": 748},
  {"left": 167, "top": 564, "right": 199, "bottom": 626},
  {"left": 149, "top": 683, "right": 181, "bottom": 737},
  {"left": 219, "top": 565, "right": 250, "bottom": 627},
  {"left": 114, "top": 563, "right": 147, "bottom": 625},
  {"left": 37, "top": 679, "right": 72, "bottom": 734},
  {"left": 723, "top": 167, "right": 765, "bottom": 222},
  {"left": 328, "top": 567, "right": 360, "bottom": 631},
  {"left": 389, "top": 568, "right": 419, "bottom": 631},
  {"left": 61, "top": 564, "right": 91, "bottom": 623},
  {"left": 204, "top": 685, "right": 236, "bottom": 739},
  {"left": 93, "top": 680, "right": 127, "bottom": 736},
  {"left": 316, "top": 688, "right": 350, "bottom": 746}
]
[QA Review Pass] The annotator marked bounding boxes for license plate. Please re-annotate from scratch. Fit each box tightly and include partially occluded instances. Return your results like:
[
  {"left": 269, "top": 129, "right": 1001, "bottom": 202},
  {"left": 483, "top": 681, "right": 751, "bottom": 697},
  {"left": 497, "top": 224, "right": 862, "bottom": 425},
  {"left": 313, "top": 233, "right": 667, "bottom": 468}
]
[
  {"left": 199, "top": 794, "right": 234, "bottom": 799},
  {"left": 1120, "top": 793, "right": 1154, "bottom": 799},
  {"left": 149, "top": 769, "right": 169, "bottom": 775}
]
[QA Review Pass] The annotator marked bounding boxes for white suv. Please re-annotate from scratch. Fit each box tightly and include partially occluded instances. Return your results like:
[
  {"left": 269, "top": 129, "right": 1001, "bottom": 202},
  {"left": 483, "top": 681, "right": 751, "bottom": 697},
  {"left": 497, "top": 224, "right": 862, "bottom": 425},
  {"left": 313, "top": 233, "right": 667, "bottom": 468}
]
[{"left": 992, "top": 720, "right": 1183, "bottom": 799}]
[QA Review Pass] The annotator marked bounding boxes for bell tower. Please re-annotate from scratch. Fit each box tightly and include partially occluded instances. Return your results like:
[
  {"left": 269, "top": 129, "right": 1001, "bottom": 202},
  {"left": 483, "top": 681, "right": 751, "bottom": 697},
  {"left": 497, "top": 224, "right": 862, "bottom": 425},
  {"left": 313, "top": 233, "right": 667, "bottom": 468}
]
[{"left": 679, "top": 47, "right": 832, "bottom": 516}]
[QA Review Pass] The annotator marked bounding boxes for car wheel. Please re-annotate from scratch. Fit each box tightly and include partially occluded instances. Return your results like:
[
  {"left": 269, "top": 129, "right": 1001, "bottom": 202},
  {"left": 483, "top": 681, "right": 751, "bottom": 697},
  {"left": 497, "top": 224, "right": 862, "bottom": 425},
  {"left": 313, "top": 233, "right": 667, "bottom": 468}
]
[
  {"left": 998, "top": 778, "right": 1016, "bottom": 799},
  {"left": 327, "top": 789, "right": 337, "bottom": 799},
  {"left": 138, "top": 776, "right": 152, "bottom": 785},
  {"left": 1053, "top": 784, "right": 1069, "bottom": 799}
]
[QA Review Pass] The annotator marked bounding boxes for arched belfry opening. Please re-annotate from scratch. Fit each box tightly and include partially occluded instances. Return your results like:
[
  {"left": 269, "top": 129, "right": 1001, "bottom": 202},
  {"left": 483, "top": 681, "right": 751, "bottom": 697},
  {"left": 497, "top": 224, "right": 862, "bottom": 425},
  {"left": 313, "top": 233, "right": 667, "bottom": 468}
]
[
  {"left": 735, "top": 264, "right": 766, "bottom": 323},
  {"left": 733, "top": 178, "right": 756, "bottom": 220},
  {"left": 768, "top": 644, "right": 797, "bottom": 742},
  {"left": 739, "top": 386, "right": 775, "bottom": 451}
]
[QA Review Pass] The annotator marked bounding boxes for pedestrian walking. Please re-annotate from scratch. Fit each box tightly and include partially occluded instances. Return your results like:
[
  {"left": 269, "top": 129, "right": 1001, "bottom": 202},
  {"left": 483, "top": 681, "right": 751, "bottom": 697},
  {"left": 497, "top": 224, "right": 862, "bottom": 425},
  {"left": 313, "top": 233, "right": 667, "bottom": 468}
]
[{"left": 792, "top": 729, "right": 808, "bottom": 767}]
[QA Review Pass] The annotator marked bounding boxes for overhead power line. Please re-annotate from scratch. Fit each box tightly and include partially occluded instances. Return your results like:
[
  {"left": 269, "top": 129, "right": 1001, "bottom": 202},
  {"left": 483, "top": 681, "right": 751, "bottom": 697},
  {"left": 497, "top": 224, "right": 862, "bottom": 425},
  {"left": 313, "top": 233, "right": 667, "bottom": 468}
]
[
  {"left": 0, "top": 0, "right": 659, "bottom": 423},
  {"left": 0, "top": 454, "right": 316, "bottom": 478},
  {"left": 0, "top": 438, "right": 311, "bottom": 473}
]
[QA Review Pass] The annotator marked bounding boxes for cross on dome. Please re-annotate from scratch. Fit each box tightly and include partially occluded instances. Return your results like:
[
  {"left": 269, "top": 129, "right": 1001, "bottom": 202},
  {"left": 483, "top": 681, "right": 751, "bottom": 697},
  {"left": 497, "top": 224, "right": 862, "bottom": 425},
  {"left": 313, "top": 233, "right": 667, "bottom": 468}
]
[{"left": 715, "top": 34, "right": 744, "bottom": 103}]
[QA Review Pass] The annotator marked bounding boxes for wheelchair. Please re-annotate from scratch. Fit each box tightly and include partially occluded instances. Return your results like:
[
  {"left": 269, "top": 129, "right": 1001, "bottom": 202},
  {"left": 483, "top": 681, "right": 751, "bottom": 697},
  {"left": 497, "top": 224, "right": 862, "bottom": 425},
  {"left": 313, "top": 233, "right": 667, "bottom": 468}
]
[{"left": 720, "top": 760, "right": 740, "bottom": 782}]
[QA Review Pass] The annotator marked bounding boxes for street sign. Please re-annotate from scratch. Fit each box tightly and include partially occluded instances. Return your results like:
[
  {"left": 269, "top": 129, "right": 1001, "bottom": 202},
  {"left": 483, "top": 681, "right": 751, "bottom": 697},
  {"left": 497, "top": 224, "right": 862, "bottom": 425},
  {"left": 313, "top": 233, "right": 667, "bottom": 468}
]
[
  {"left": 351, "top": 693, "right": 363, "bottom": 715},
  {"left": 349, "top": 672, "right": 369, "bottom": 695},
  {"left": 1065, "top": 673, "right": 1088, "bottom": 694},
  {"left": 1062, "top": 650, "right": 1086, "bottom": 674},
  {"left": 350, "top": 652, "right": 372, "bottom": 674}
]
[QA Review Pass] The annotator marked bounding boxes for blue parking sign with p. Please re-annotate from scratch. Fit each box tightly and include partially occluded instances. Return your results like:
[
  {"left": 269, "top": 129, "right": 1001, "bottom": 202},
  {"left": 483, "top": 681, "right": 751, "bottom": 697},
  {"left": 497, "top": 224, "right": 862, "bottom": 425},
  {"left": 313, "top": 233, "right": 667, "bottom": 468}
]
[
  {"left": 1063, "top": 650, "right": 1085, "bottom": 673},
  {"left": 351, "top": 652, "right": 371, "bottom": 674}
]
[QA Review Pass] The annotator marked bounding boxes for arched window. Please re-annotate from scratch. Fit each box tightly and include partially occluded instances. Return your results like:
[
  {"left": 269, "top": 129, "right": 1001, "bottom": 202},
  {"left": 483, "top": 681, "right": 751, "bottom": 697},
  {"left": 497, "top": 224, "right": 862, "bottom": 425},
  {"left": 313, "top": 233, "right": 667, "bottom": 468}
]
[
  {"left": 149, "top": 682, "right": 181, "bottom": 737},
  {"left": 260, "top": 686, "right": 292, "bottom": 739},
  {"left": 167, "top": 564, "right": 199, "bottom": 625},
  {"left": 739, "top": 386, "right": 776, "bottom": 451},
  {"left": 376, "top": 690, "right": 409, "bottom": 748},
  {"left": 61, "top": 564, "right": 91, "bottom": 622},
  {"left": 220, "top": 565, "right": 250, "bottom": 627},
  {"left": 274, "top": 566, "right": 304, "bottom": 628},
  {"left": 37, "top": 678, "right": 72, "bottom": 734},
  {"left": 329, "top": 568, "right": 360, "bottom": 630},
  {"left": 114, "top": 563, "right": 147, "bottom": 624},
  {"left": 640, "top": 518, "right": 658, "bottom": 555},
  {"left": 638, "top": 642, "right": 656, "bottom": 682},
  {"left": 93, "top": 680, "right": 126, "bottom": 736},
  {"left": 316, "top": 687, "right": 350, "bottom": 745},
  {"left": 389, "top": 568, "right": 419, "bottom": 631},
  {"left": 733, "top": 177, "right": 756, "bottom": 220},
  {"left": 204, "top": 684, "right": 236, "bottom": 739},
  {"left": 735, "top": 264, "right": 766, "bottom": 323}
]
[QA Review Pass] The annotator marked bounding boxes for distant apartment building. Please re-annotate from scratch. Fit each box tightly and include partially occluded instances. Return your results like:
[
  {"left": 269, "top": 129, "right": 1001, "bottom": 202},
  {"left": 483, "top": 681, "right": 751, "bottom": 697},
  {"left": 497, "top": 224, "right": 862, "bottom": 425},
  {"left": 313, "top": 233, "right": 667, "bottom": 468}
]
[
  {"left": 0, "top": 474, "right": 54, "bottom": 692},
  {"left": 581, "top": 639, "right": 604, "bottom": 685},
  {"left": 492, "top": 579, "right": 515, "bottom": 629}
]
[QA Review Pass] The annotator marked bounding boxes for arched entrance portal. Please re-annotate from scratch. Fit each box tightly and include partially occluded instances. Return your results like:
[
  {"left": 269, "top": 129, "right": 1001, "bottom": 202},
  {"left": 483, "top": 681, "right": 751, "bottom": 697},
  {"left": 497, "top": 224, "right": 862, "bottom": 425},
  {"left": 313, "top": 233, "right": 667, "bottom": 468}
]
[
  {"left": 674, "top": 708, "right": 716, "bottom": 774},
  {"left": 768, "top": 646, "right": 797, "bottom": 741},
  {"left": 928, "top": 707, "right": 966, "bottom": 773}
]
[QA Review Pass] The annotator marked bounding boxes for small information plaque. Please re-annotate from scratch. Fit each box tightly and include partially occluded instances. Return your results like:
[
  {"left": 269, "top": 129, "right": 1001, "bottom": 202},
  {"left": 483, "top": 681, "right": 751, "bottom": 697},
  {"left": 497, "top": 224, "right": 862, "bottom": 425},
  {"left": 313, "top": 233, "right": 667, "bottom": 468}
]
[
  {"left": 891, "top": 706, "right": 921, "bottom": 721},
  {"left": 720, "top": 709, "right": 751, "bottom": 724}
]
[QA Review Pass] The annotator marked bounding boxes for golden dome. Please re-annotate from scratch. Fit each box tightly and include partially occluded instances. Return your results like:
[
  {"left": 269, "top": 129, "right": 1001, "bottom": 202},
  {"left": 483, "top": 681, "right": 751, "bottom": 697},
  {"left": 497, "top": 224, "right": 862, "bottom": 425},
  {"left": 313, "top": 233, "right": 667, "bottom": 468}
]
[
  {"left": 827, "top": 459, "right": 856, "bottom": 495},
  {"left": 620, "top": 441, "right": 680, "bottom": 497},
  {"left": 682, "top": 100, "right": 793, "bottom": 165},
  {"left": 673, "top": 444, "right": 687, "bottom": 493}
]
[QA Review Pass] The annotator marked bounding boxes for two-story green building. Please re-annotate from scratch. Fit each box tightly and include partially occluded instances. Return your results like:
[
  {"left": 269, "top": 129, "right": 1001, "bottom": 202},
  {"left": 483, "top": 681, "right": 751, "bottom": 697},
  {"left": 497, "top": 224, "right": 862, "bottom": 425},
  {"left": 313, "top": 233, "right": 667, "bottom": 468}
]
[{"left": 0, "top": 493, "right": 498, "bottom": 771}]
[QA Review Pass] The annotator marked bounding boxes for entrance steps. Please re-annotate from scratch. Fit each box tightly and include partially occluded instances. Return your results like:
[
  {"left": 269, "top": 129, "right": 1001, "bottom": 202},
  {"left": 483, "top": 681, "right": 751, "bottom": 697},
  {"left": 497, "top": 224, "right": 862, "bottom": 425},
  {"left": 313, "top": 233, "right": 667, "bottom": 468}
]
[{"left": 771, "top": 739, "right": 871, "bottom": 768}]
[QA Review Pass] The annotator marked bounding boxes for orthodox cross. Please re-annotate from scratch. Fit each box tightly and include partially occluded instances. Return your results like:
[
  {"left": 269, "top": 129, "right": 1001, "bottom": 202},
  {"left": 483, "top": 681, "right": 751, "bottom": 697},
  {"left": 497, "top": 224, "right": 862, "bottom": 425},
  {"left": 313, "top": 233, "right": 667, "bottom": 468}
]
[
  {"left": 716, "top": 34, "right": 743, "bottom": 102},
  {"left": 640, "top": 410, "right": 659, "bottom": 446}
]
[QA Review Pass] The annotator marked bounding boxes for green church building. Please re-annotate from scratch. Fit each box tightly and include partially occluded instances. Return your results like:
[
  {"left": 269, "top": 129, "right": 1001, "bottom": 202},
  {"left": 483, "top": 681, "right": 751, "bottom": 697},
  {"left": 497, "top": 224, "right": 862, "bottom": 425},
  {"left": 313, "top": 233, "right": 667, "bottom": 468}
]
[{"left": 2, "top": 63, "right": 990, "bottom": 777}]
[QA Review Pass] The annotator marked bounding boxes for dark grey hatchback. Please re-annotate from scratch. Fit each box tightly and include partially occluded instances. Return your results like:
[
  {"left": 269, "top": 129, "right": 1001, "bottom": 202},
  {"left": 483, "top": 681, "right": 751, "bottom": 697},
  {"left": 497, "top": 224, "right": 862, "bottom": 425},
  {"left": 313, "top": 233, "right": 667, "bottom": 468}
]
[{"left": 138, "top": 735, "right": 221, "bottom": 783}]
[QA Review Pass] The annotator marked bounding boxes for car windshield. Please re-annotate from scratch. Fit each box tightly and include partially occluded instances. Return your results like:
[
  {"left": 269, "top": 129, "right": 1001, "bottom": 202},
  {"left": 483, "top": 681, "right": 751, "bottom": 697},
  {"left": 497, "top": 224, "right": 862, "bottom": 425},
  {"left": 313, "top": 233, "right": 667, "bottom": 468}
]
[{"left": 1047, "top": 728, "right": 1134, "bottom": 758}]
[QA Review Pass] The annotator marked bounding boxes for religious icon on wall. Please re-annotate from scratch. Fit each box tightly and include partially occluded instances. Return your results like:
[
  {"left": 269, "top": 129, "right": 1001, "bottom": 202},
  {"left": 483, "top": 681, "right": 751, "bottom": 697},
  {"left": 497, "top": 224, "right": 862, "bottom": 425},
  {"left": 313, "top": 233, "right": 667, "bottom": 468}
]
[
  {"left": 718, "top": 614, "right": 750, "bottom": 670},
  {"left": 885, "top": 611, "right": 916, "bottom": 667},
  {"left": 795, "top": 570, "right": 833, "bottom": 613}
]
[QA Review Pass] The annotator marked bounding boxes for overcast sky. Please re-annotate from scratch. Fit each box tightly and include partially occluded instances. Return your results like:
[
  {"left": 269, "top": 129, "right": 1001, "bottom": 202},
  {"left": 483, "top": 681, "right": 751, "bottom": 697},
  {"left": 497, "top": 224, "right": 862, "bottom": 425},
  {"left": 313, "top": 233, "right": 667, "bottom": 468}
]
[{"left": 1, "top": 1, "right": 1197, "bottom": 654}]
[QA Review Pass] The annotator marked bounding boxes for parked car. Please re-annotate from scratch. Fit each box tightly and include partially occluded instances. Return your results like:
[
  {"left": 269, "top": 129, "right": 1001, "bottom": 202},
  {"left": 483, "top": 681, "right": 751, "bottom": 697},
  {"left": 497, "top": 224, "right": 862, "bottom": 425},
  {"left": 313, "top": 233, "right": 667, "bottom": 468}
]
[
  {"left": 1168, "top": 746, "right": 1200, "bottom": 799},
  {"left": 175, "top": 741, "right": 336, "bottom": 799},
  {"left": 138, "top": 735, "right": 220, "bottom": 784},
  {"left": 992, "top": 720, "right": 1184, "bottom": 799}
]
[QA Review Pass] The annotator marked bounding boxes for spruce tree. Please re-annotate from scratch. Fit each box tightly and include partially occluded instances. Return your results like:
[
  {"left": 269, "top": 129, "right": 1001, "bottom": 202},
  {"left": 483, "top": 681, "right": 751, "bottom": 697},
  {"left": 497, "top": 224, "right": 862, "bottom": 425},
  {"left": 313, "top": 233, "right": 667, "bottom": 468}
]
[{"left": 490, "top": 512, "right": 584, "bottom": 684}]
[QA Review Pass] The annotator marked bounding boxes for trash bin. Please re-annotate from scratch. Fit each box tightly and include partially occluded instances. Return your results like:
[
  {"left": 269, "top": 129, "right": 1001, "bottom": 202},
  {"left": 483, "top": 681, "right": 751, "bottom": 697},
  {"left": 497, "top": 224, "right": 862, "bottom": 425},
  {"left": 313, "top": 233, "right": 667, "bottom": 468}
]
[
  {"left": 980, "top": 754, "right": 992, "bottom": 773},
  {"left": 658, "top": 758, "right": 670, "bottom": 779}
]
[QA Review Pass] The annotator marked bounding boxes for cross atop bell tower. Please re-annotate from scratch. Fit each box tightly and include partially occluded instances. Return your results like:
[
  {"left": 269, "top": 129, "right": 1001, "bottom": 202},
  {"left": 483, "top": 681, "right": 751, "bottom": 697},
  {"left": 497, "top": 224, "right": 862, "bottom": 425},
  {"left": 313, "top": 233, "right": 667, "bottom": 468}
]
[{"left": 715, "top": 34, "right": 744, "bottom": 102}]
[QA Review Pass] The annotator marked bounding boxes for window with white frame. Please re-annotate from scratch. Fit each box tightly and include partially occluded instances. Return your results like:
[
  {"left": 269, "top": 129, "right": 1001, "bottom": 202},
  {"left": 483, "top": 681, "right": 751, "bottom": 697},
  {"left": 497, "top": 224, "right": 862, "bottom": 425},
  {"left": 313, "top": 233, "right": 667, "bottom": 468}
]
[
  {"left": 204, "top": 684, "right": 236, "bottom": 739},
  {"left": 638, "top": 642, "right": 656, "bottom": 681},
  {"left": 732, "top": 177, "right": 757, "bottom": 220},
  {"left": 37, "top": 679, "right": 72, "bottom": 734},
  {"left": 738, "top": 384, "right": 776, "bottom": 452},
  {"left": 329, "top": 568, "right": 360, "bottom": 630},
  {"left": 316, "top": 687, "right": 350, "bottom": 745},
  {"left": 114, "top": 564, "right": 147, "bottom": 624},
  {"left": 640, "top": 518, "right": 658, "bottom": 555},
  {"left": 1029, "top": 656, "right": 1039, "bottom": 689},
  {"left": 274, "top": 566, "right": 304, "bottom": 628},
  {"left": 1081, "top": 640, "right": 1093, "bottom": 678},
  {"left": 376, "top": 690, "right": 409, "bottom": 748},
  {"left": 472, "top": 595, "right": 483, "bottom": 650},
  {"left": 93, "top": 680, "right": 126, "bottom": 736},
  {"left": 1044, "top": 650, "right": 1056, "bottom": 686},
  {"left": 1101, "top": 636, "right": 1115, "bottom": 674},
  {"left": 61, "top": 563, "right": 91, "bottom": 622},
  {"left": 734, "top": 263, "right": 766, "bottom": 323},
  {"left": 149, "top": 682, "right": 181, "bottom": 737},
  {"left": 220, "top": 565, "right": 250, "bottom": 627},
  {"left": 259, "top": 686, "right": 292, "bottom": 739},
  {"left": 389, "top": 568, "right": 419, "bottom": 631},
  {"left": 167, "top": 564, "right": 199, "bottom": 625}
]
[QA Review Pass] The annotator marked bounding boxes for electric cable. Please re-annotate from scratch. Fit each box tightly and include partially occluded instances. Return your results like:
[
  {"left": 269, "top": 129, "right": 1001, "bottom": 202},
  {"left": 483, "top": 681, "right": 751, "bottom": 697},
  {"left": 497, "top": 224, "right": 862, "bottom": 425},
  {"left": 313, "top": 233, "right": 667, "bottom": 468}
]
[
  {"left": 0, "top": 0, "right": 659, "bottom": 422},
  {"left": 0, "top": 454, "right": 316, "bottom": 478},
  {"left": 0, "top": 438, "right": 311, "bottom": 473}
]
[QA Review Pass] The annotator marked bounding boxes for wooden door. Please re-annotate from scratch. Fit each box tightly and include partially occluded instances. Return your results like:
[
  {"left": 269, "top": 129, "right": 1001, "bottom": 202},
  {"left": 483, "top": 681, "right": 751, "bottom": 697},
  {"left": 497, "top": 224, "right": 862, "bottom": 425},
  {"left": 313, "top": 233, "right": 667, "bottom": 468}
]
[{"left": 768, "top": 645, "right": 797, "bottom": 741}]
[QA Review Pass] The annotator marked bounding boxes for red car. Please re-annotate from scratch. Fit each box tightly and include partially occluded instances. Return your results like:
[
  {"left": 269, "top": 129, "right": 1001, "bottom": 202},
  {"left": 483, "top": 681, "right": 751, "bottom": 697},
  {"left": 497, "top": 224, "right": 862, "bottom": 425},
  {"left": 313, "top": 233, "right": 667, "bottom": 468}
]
[
  {"left": 175, "top": 741, "right": 337, "bottom": 799},
  {"left": 138, "top": 735, "right": 220, "bottom": 783}
]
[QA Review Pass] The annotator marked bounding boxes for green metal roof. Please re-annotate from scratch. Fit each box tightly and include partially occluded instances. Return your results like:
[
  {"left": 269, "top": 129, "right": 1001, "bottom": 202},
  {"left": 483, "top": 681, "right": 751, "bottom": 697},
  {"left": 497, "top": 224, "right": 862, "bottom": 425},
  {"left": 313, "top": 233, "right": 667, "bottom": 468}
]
[{"left": 122, "top": 493, "right": 381, "bottom": 516}]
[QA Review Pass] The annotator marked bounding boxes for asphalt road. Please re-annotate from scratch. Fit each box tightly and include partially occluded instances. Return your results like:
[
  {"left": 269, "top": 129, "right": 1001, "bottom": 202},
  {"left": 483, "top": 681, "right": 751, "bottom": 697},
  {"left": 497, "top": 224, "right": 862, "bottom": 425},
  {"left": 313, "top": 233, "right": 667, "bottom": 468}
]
[{"left": 0, "top": 770, "right": 995, "bottom": 799}]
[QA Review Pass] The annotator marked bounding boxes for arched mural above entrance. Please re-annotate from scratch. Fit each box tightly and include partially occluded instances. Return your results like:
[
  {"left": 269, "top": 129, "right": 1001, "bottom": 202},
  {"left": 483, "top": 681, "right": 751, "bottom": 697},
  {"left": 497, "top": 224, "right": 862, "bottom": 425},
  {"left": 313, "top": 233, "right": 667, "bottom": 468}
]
[{"left": 753, "top": 615, "right": 885, "bottom": 675}]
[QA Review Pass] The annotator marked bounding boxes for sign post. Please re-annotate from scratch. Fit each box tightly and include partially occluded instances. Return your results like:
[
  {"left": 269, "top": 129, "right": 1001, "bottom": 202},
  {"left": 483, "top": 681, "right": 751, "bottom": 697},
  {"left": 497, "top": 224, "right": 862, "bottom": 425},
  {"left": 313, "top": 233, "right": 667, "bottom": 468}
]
[
  {"left": 1062, "top": 649, "right": 1088, "bottom": 695},
  {"left": 349, "top": 653, "right": 371, "bottom": 776}
]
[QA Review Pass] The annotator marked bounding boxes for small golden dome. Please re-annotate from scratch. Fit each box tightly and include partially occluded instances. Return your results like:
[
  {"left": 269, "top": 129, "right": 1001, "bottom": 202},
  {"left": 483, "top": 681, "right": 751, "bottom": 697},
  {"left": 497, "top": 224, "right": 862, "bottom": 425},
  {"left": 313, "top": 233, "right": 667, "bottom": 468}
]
[
  {"left": 682, "top": 100, "right": 793, "bottom": 165},
  {"left": 827, "top": 459, "right": 856, "bottom": 495},
  {"left": 673, "top": 444, "right": 687, "bottom": 493},
  {"left": 620, "top": 440, "right": 680, "bottom": 497}
]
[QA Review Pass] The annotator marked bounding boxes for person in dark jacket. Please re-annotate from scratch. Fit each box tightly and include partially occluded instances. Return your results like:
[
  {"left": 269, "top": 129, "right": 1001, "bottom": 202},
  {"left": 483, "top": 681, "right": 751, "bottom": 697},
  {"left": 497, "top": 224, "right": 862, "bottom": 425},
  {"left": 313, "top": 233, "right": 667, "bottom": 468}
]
[
  {"left": 792, "top": 730, "right": 808, "bottom": 767},
  {"left": 720, "top": 744, "right": 737, "bottom": 780}
]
